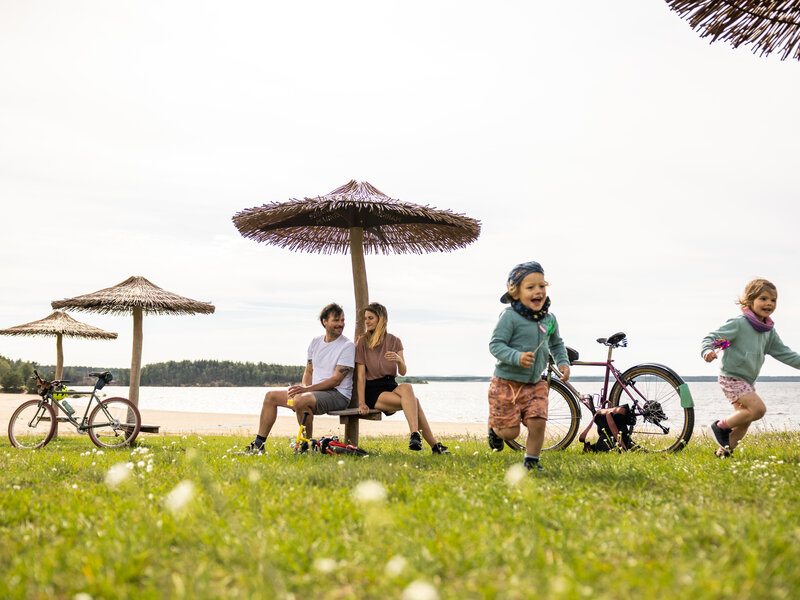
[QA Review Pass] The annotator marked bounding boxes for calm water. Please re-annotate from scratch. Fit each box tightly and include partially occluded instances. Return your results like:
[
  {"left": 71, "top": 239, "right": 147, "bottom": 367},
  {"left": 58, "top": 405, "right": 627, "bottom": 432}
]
[{"left": 74, "top": 380, "right": 799, "bottom": 432}]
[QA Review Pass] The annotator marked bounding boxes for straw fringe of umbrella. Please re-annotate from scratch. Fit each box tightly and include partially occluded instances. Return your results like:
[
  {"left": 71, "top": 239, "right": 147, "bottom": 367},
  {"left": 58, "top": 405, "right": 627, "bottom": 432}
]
[
  {"left": 666, "top": 0, "right": 800, "bottom": 60},
  {"left": 234, "top": 180, "right": 480, "bottom": 256},
  {"left": 52, "top": 276, "right": 216, "bottom": 316},
  {"left": 0, "top": 311, "right": 118, "bottom": 340}
]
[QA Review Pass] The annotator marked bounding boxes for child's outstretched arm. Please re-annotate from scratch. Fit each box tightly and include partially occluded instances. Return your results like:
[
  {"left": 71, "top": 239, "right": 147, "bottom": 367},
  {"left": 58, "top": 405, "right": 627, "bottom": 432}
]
[
  {"left": 766, "top": 331, "right": 800, "bottom": 369},
  {"left": 701, "top": 319, "right": 740, "bottom": 362}
]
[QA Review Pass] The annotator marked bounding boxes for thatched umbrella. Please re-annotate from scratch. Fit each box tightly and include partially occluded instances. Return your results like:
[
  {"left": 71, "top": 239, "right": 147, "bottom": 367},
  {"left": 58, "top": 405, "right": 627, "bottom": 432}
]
[
  {"left": 51, "top": 276, "right": 215, "bottom": 409},
  {"left": 666, "top": 0, "right": 800, "bottom": 60},
  {"left": 0, "top": 311, "right": 118, "bottom": 380},
  {"left": 233, "top": 180, "right": 480, "bottom": 336}
]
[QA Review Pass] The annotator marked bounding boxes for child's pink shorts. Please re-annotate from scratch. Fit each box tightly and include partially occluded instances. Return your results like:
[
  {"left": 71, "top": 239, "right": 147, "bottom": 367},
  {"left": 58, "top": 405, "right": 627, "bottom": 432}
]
[{"left": 719, "top": 376, "right": 755, "bottom": 403}]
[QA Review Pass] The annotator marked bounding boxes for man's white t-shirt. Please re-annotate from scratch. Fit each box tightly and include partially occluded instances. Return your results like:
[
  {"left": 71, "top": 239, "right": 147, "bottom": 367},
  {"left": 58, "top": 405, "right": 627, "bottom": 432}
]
[{"left": 307, "top": 334, "right": 356, "bottom": 399}]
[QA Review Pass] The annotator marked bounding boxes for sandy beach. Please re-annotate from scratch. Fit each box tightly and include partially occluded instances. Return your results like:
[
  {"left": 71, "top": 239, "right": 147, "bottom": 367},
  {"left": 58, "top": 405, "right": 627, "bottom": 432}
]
[{"left": 0, "top": 393, "right": 485, "bottom": 439}]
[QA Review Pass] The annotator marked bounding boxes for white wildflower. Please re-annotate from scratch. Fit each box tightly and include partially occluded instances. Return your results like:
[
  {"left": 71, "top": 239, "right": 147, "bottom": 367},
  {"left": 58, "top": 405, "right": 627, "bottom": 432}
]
[
  {"left": 505, "top": 464, "right": 527, "bottom": 487},
  {"left": 164, "top": 480, "right": 195, "bottom": 514},
  {"left": 385, "top": 555, "right": 407, "bottom": 576},
  {"left": 104, "top": 463, "right": 131, "bottom": 488},
  {"left": 248, "top": 469, "right": 260, "bottom": 483},
  {"left": 137, "top": 460, "right": 145, "bottom": 468},
  {"left": 402, "top": 580, "right": 439, "bottom": 600},
  {"left": 73, "top": 593, "right": 93, "bottom": 600},
  {"left": 351, "top": 480, "right": 387, "bottom": 504},
  {"left": 313, "top": 558, "right": 337, "bottom": 573},
  {"left": 337, "top": 460, "right": 345, "bottom": 466},
  {"left": 72, "top": 484, "right": 78, "bottom": 489}
]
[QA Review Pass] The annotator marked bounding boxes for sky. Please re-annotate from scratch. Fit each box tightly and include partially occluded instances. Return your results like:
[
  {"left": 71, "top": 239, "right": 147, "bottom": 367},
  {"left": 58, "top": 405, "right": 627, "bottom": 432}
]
[{"left": 2, "top": 1, "right": 800, "bottom": 379}]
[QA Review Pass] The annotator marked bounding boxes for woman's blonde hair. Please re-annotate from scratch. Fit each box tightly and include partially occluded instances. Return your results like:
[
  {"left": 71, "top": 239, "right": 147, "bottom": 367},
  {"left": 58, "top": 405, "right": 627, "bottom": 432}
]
[
  {"left": 360, "top": 302, "right": 388, "bottom": 348},
  {"left": 737, "top": 279, "right": 778, "bottom": 310}
]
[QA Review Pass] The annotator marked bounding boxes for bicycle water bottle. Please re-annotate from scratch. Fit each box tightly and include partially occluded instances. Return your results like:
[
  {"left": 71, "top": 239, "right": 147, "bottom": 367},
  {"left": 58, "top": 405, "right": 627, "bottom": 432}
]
[{"left": 60, "top": 400, "right": 76, "bottom": 416}]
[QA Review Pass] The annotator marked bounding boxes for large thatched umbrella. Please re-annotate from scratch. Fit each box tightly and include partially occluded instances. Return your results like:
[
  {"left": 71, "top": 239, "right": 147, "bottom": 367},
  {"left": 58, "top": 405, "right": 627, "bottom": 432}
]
[
  {"left": 51, "top": 276, "right": 215, "bottom": 409},
  {"left": 666, "top": 0, "right": 800, "bottom": 60},
  {"left": 233, "top": 180, "right": 480, "bottom": 337},
  {"left": 0, "top": 311, "right": 118, "bottom": 380}
]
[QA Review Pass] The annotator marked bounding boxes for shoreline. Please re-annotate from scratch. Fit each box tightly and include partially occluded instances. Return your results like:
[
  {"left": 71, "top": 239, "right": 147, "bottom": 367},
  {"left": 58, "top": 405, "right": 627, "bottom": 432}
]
[{"left": 0, "top": 393, "right": 485, "bottom": 439}]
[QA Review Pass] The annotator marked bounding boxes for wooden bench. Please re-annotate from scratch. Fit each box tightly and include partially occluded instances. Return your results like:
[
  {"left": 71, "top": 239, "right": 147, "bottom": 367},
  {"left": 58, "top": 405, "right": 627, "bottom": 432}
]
[{"left": 328, "top": 408, "right": 381, "bottom": 446}]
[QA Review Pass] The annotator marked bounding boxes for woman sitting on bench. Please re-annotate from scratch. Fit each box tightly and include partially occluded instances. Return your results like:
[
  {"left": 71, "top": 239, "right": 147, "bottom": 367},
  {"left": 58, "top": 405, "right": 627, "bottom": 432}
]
[{"left": 355, "top": 302, "right": 449, "bottom": 454}]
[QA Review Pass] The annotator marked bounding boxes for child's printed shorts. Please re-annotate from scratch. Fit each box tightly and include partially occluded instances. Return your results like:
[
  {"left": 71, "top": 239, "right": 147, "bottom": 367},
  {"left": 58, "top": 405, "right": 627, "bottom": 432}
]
[
  {"left": 719, "top": 375, "right": 755, "bottom": 403},
  {"left": 488, "top": 377, "right": 548, "bottom": 429}
]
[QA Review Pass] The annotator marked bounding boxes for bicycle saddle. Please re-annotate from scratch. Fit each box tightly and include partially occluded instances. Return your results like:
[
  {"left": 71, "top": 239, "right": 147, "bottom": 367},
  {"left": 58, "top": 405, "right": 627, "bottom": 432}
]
[
  {"left": 89, "top": 371, "right": 111, "bottom": 378},
  {"left": 597, "top": 332, "right": 627, "bottom": 347}
]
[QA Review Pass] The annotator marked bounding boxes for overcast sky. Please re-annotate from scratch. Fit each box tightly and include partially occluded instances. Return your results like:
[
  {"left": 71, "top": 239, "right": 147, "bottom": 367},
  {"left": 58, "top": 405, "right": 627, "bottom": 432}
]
[{"left": 2, "top": 1, "right": 799, "bottom": 379}]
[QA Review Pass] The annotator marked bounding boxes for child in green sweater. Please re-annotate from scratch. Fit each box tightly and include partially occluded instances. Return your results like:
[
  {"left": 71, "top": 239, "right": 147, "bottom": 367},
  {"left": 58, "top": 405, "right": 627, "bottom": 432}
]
[
  {"left": 702, "top": 279, "right": 800, "bottom": 457},
  {"left": 487, "top": 261, "right": 570, "bottom": 471}
]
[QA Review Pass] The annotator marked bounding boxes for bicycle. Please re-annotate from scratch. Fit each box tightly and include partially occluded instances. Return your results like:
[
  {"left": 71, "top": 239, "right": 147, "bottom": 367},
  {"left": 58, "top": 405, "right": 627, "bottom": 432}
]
[
  {"left": 511, "top": 332, "right": 694, "bottom": 453},
  {"left": 8, "top": 370, "right": 142, "bottom": 449}
]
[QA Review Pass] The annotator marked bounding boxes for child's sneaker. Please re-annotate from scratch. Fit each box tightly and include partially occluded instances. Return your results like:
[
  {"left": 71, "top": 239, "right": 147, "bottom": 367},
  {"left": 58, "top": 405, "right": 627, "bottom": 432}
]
[
  {"left": 488, "top": 427, "right": 504, "bottom": 452},
  {"left": 711, "top": 421, "right": 731, "bottom": 451},
  {"left": 523, "top": 457, "right": 543, "bottom": 471},
  {"left": 409, "top": 431, "right": 423, "bottom": 451},
  {"left": 715, "top": 446, "right": 733, "bottom": 458},
  {"left": 431, "top": 442, "right": 450, "bottom": 455}
]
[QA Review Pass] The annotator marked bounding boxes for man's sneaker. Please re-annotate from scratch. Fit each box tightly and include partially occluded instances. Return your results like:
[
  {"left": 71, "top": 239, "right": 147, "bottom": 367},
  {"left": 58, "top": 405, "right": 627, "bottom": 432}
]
[
  {"left": 711, "top": 421, "right": 731, "bottom": 451},
  {"left": 431, "top": 442, "right": 450, "bottom": 455},
  {"left": 409, "top": 431, "right": 423, "bottom": 451},
  {"left": 239, "top": 441, "right": 265, "bottom": 455},
  {"left": 488, "top": 427, "right": 504, "bottom": 452},
  {"left": 523, "top": 457, "right": 544, "bottom": 471}
]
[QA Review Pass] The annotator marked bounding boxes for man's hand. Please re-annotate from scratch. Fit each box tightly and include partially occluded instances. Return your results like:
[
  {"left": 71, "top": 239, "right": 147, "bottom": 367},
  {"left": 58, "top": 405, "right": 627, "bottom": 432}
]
[{"left": 288, "top": 385, "right": 308, "bottom": 398}]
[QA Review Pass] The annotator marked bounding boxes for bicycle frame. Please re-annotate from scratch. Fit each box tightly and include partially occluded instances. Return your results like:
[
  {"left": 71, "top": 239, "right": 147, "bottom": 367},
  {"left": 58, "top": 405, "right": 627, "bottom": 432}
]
[{"left": 546, "top": 342, "right": 627, "bottom": 415}]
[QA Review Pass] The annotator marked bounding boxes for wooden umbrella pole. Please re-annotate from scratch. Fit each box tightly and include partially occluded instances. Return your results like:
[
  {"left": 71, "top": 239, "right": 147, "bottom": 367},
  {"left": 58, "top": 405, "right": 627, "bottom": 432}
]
[
  {"left": 129, "top": 306, "right": 143, "bottom": 408},
  {"left": 349, "top": 227, "right": 369, "bottom": 339},
  {"left": 54, "top": 333, "right": 63, "bottom": 437}
]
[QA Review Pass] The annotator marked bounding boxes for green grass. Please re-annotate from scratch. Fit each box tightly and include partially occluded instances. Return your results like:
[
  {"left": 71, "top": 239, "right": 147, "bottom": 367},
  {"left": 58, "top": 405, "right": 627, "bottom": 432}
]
[{"left": 1, "top": 431, "right": 799, "bottom": 600}]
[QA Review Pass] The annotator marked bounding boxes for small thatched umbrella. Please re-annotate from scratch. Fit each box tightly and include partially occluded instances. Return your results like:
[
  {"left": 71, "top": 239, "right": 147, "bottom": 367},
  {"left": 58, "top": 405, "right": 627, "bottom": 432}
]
[
  {"left": 0, "top": 311, "right": 118, "bottom": 380},
  {"left": 51, "top": 276, "right": 215, "bottom": 409},
  {"left": 666, "top": 0, "right": 800, "bottom": 60},
  {"left": 233, "top": 180, "right": 480, "bottom": 337}
]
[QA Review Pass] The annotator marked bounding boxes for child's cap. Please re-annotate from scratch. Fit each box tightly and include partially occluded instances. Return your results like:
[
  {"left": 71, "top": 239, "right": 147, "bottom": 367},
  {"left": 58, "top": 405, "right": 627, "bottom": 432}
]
[{"left": 500, "top": 261, "right": 544, "bottom": 303}]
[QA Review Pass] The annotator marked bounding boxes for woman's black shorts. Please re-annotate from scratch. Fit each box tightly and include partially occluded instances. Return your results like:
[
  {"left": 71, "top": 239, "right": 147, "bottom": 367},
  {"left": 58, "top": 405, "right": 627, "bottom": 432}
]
[{"left": 364, "top": 375, "right": 398, "bottom": 413}]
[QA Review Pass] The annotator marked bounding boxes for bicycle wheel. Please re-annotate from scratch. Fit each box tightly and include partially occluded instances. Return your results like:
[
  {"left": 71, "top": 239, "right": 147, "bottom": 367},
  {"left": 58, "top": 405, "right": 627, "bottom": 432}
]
[
  {"left": 8, "top": 400, "right": 56, "bottom": 449},
  {"left": 88, "top": 397, "right": 141, "bottom": 448},
  {"left": 543, "top": 379, "right": 581, "bottom": 451},
  {"left": 609, "top": 365, "right": 694, "bottom": 452}
]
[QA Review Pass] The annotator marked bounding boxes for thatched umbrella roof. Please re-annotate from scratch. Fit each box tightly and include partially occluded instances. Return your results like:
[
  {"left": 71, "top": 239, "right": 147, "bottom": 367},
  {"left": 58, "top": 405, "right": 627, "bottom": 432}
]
[
  {"left": 666, "top": 0, "right": 800, "bottom": 60},
  {"left": 233, "top": 180, "right": 480, "bottom": 336},
  {"left": 52, "top": 276, "right": 215, "bottom": 408},
  {"left": 0, "top": 311, "right": 118, "bottom": 340}
]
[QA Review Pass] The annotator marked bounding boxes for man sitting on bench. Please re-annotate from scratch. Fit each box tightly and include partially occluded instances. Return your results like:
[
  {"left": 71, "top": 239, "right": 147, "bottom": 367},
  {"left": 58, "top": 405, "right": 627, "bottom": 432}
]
[{"left": 242, "top": 302, "right": 355, "bottom": 454}]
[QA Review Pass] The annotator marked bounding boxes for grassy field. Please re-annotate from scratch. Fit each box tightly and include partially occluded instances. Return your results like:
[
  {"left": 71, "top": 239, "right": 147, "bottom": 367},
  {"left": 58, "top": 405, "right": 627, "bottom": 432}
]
[{"left": 1, "top": 430, "right": 799, "bottom": 600}]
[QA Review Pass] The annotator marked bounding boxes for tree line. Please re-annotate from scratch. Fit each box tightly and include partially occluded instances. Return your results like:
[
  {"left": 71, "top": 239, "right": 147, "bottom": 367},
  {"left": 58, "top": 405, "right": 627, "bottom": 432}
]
[{"left": 0, "top": 356, "right": 306, "bottom": 392}]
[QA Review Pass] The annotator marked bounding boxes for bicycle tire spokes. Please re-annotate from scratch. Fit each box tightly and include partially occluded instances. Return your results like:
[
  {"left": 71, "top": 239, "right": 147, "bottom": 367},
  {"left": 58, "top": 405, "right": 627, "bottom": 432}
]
[{"left": 611, "top": 366, "right": 694, "bottom": 452}]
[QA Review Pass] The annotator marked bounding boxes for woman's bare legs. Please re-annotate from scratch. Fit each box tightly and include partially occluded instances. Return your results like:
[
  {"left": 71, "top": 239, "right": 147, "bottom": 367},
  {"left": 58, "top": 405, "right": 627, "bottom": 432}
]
[{"left": 374, "top": 384, "right": 441, "bottom": 448}]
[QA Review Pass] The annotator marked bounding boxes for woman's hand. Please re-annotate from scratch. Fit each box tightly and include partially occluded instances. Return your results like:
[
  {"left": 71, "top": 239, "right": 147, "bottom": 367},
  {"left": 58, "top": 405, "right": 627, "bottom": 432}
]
[
  {"left": 358, "top": 402, "right": 369, "bottom": 415},
  {"left": 384, "top": 351, "right": 402, "bottom": 364}
]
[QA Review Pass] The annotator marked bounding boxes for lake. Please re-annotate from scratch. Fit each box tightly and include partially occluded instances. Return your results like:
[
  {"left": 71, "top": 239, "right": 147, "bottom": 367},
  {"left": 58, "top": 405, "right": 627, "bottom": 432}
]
[{"left": 77, "top": 380, "right": 799, "bottom": 432}]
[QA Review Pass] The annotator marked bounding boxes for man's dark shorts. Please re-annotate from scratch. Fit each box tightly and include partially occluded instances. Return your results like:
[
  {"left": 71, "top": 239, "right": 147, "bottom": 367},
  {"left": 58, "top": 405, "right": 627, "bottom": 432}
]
[{"left": 311, "top": 389, "right": 350, "bottom": 414}]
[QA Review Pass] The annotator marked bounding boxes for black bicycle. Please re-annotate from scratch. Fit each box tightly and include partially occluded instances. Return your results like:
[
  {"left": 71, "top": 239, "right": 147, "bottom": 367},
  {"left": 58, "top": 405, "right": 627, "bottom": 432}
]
[{"left": 8, "top": 370, "right": 141, "bottom": 449}]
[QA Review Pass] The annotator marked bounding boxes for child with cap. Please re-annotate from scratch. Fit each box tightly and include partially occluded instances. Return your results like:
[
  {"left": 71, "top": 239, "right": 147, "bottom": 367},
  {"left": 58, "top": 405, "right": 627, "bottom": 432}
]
[{"left": 487, "top": 261, "right": 570, "bottom": 471}]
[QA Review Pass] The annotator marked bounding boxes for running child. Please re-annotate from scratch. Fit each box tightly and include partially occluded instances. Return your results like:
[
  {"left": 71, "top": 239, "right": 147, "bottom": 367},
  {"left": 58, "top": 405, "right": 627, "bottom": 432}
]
[
  {"left": 487, "top": 261, "right": 570, "bottom": 471},
  {"left": 702, "top": 278, "right": 800, "bottom": 457}
]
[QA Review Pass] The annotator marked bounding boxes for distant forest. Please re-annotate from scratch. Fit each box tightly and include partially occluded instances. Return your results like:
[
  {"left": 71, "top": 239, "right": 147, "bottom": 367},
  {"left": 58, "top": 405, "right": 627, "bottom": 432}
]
[{"left": 0, "top": 356, "right": 305, "bottom": 391}]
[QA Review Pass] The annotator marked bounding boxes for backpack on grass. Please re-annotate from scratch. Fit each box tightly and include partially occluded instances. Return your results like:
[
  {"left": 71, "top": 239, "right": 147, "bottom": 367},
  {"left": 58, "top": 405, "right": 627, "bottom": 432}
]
[
  {"left": 313, "top": 436, "right": 369, "bottom": 457},
  {"left": 580, "top": 404, "right": 637, "bottom": 452}
]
